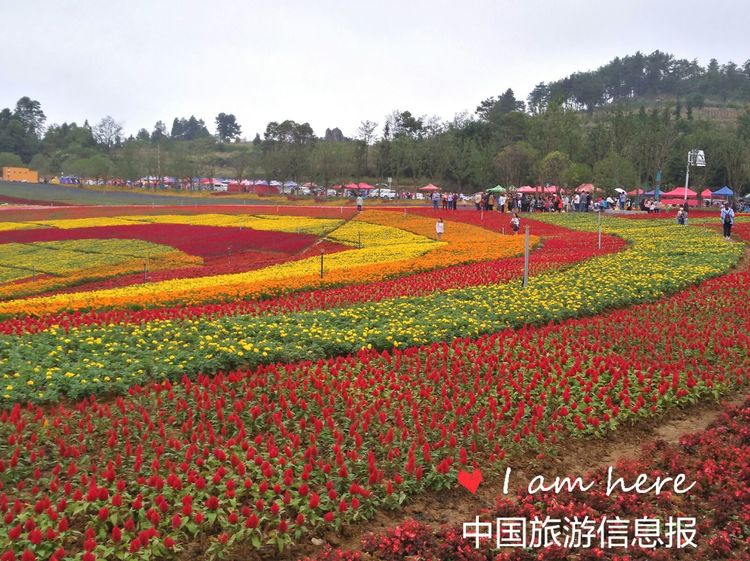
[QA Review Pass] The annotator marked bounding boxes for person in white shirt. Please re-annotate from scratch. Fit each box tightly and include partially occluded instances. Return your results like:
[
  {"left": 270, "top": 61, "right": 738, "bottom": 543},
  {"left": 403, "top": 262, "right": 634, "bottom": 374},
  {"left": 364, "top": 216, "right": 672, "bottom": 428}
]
[
  {"left": 498, "top": 194, "right": 507, "bottom": 213},
  {"left": 356, "top": 195, "right": 363, "bottom": 211},
  {"left": 721, "top": 202, "right": 735, "bottom": 240},
  {"left": 573, "top": 193, "right": 581, "bottom": 212},
  {"left": 435, "top": 218, "right": 445, "bottom": 240}
]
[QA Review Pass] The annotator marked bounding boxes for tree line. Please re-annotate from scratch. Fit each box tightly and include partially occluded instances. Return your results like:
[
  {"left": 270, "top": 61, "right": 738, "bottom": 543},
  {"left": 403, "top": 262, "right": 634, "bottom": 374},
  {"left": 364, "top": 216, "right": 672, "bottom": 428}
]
[{"left": 1, "top": 50, "right": 749, "bottom": 194}]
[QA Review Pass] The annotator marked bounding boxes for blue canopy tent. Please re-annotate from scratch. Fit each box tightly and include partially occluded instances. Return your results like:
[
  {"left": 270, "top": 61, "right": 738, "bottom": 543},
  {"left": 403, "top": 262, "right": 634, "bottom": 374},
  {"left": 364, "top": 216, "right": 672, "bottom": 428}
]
[{"left": 712, "top": 186, "right": 734, "bottom": 197}]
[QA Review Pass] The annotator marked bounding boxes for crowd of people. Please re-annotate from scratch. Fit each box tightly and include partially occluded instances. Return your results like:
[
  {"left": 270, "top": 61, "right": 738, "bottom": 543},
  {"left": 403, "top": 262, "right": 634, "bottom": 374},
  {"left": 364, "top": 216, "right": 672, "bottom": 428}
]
[
  {"left": 430, "top": 191, "right": 462, "bottom": 210},
  {"left": 428, "top": 189, "right": 743, "bottom": 242}
]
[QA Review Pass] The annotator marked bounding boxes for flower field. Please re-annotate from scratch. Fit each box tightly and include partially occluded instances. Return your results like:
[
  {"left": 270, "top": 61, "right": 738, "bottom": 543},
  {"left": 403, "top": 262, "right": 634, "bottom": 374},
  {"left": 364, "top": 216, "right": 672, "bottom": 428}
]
[
  {"left": 0, "top": 212, "right": 527, "bottom": 316},
  {"left": 0, "top": 206, "right": 747, "bottom": 560},
  {"left": 307, "top": 396, "right": 750, "bottom": 561}
]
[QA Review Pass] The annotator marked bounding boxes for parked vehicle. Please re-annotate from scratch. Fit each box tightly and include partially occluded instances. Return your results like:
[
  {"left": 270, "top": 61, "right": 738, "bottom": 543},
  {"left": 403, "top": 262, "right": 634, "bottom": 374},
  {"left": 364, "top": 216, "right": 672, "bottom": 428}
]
[{"left": 371, "top": 188, "right": 397, "bottom": 199}]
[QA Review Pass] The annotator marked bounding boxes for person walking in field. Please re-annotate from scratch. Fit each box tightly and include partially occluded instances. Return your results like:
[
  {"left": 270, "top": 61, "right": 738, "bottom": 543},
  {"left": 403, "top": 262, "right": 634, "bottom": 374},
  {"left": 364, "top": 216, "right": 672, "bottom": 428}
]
[
  {"left": 356, "top": 194, "right": 363, "bottom": 211},
  {"left": 435, "top": 217, "right": 444, "bottom": 240},
  {"left": 511, "top": 212, "right": 520, "bottom": 234},
  {"left": 721, "top": 202, "right": 735, "bottom": 240}
]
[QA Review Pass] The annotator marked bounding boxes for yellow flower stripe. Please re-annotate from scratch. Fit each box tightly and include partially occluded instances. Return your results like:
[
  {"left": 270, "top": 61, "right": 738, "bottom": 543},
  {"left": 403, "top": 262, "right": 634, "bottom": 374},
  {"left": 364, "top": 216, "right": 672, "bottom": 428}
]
[
  {"left": 14, "top": 214, "right": 344, "bottom": 237},
  {"left": 0, "top": 267, "right": 31, "bottom": 284},
  {"left": 24, "top": 217, "right": 146, "bottom": 229},
  {"left": 0, "top": 252, "right": 201, "bottom": 301},
  {"left": 126, "top": 213, "right": 344, "bottom": 236},
  {"left": 0, "top": 222, "right": 40, "bottom": 231},
  {"left": 0, "top": 239, "right": 179, "bottom": 276},
  {"left": 355, "top": 211, "right": 530, "bottom": 265}
]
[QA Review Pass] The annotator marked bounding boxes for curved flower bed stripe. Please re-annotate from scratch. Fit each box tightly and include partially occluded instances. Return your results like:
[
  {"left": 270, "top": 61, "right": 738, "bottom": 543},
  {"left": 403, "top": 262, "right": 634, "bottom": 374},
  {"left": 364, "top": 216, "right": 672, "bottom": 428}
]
[
  {"left": 0, "top": 240, "right": 179, "bottom": 276},
  {"left": 15, "top": 214, "right": 345, "bottom": 238},
  {"left": 0, "top": 258, "right": 747, "bottom": 558},
  {"left": 0, "top": 222, "right": 622, "bottom": 336},
  {"left": 39, "top": 240, "right": 349, "bottom": 298},
  {"left": 0, "top": 216, "right": 741, "bottom": 402},
  {"left": 0, "top": 224, "right": 324, "bottom": 259},
  {"left": 0, "top": 222, "right": 437, "bottom": 316},
  {"left": 0, "top": 204, "right": 359, "bottom": 225},
  {"left": 0, "top": 215, "right": 526, "bottom": 317},
  {"left": 0, "top": 252, "right": 203, "bottom": 302}
]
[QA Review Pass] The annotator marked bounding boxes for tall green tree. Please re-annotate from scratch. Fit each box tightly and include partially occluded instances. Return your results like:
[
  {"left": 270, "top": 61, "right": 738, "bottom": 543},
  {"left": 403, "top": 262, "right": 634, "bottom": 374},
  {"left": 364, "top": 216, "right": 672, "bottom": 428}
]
[{"left": 215, "top": 113, "right": 242, "bottom": 142}]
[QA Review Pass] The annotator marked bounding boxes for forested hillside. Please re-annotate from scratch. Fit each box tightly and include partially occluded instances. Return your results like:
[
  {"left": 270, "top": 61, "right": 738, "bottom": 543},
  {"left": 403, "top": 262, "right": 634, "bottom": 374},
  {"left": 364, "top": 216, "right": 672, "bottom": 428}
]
[{"left": 1, "top": 51, "right": 749, "bottom": 194}]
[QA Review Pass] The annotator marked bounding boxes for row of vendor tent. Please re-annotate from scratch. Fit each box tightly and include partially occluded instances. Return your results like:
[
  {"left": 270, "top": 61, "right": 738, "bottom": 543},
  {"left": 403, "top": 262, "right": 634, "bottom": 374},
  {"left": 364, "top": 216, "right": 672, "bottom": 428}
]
[{"left": 626, "top": 186, "right": 736, "bottom": 198}]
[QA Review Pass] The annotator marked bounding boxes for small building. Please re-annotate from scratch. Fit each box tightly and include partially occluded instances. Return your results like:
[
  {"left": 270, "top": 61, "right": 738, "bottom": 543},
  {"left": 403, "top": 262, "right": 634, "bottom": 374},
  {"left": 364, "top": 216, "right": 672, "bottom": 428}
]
[{"left": 2, "top": 167, "right": 38, "bottom": 183}]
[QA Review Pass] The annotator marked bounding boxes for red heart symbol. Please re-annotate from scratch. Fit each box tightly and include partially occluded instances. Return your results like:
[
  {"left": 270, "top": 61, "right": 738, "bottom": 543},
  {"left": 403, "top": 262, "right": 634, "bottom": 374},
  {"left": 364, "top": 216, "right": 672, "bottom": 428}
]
[{"left": 458, "top": 469, "right": 483, "bottom": 494}]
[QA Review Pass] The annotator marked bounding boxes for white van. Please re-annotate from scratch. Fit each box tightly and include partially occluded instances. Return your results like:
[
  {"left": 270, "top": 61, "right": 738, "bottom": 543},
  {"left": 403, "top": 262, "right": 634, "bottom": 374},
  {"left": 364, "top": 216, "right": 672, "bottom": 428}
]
[{"left": 372, "top": 188, "right": 397, "bottom": 199}]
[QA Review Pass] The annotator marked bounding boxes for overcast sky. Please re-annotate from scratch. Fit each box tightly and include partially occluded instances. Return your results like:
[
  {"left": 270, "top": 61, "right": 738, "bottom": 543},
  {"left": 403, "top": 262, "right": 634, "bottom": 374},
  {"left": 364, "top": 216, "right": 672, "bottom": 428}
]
[{"left": 3, "top": 0, "right": 749, "bottom": 139}]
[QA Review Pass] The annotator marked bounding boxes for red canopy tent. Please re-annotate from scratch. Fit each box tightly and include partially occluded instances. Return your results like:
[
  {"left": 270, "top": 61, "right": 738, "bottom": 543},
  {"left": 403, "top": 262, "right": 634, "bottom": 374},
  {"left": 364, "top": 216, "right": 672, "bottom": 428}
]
[
  {"left": 577, "top": 183, "right": 597, "bottom": 193},
  {"left": 419, "top": 183, "right": 440, "bottom": 191},
  {"left": 628, "top": 188, "right": 646, "bottom": 196},
  {"left": 357, "top": 182, "right": 375, "bottom": 190},
  {"left": 345, "top": 182, "right": 359, "bottom": 190},
  {"left": 661, "top": 187, "right": 697, "bottom": 198},
  {"left": 700, "top": 188, "right": 713, "bottom": 199},
  {"left": 517, "top": 186, "right": 536, "bottom": 193}
]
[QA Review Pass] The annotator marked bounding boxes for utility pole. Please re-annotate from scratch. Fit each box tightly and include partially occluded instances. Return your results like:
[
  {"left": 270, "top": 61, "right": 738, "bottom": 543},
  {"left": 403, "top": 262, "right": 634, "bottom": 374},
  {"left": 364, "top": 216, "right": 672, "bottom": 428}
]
[{"left": 684, "top": 149, "right": 706, "bottom": 204}]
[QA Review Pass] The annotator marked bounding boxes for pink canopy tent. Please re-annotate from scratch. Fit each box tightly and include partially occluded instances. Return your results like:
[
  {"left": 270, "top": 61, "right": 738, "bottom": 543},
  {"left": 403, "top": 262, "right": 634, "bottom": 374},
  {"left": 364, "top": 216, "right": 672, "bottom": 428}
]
[
  {"left": 544, "top": 185, "right": 561, "bottom": 194},
  {"left": 628, "top": 188, "right": 646, "bottom": 196},
  {"left": 419, "top": 183, "right": 440, "bottom": 191},
  {"left": 577, "top": 183, "right": 596, "bottom": 193},
  {"left": 661, "top": 187, "right": 697, "bottom": 198},
  {"left": 700, "top": 188, "right": 713, "bottom": 199},
  {"left": 517, "top": 186, "right": 536, "bottom": 193},
  {"left": 357, "top": 182, "right": 375, "bottom": 190},
  {"left": 345, "top": 182, "right": 359, "bottom": 190}
]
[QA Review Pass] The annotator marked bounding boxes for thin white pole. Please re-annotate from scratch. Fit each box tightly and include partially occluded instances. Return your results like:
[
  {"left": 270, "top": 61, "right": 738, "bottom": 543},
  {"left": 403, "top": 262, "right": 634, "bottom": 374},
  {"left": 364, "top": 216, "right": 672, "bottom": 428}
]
[
  {"left": 684, "top": 153, "right": 691, "bottom": 205},
  {"left": 523, "top": 225, "right": 530, "bottom": 288}
]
